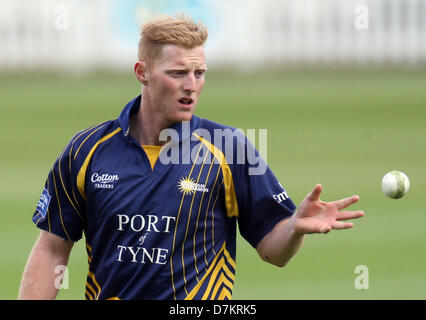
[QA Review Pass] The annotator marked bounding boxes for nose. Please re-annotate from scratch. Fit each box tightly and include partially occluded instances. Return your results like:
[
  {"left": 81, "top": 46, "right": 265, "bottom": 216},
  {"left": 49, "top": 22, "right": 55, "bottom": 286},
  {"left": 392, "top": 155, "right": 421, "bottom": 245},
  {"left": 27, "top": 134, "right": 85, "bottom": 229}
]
[{"left": 182, "top": 74, "right": 196, "bottom": 94}]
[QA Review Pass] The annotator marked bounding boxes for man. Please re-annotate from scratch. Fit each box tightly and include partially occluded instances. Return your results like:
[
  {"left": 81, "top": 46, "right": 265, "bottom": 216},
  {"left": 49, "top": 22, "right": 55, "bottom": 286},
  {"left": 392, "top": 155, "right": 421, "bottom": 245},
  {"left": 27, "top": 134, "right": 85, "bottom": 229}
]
[{"left": 19, "top": 14, "right": 364, "bottom": 300}]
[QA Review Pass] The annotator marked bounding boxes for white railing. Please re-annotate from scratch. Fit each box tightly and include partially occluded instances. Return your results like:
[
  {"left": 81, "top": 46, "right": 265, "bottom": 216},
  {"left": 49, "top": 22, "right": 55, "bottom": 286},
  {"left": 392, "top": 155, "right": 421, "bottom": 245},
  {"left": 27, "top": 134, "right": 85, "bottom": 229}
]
[
  {"left": 0, "top": 0, "right": 425, "bottom": 71},
  {"left": 214, "top": 0, "right": 426, "bottom": 66}
]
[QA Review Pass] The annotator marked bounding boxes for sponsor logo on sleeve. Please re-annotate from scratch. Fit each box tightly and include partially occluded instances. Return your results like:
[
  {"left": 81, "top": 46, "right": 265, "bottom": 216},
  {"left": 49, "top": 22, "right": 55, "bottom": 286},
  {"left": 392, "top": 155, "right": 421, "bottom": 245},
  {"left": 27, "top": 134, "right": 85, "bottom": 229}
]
[
  {"left": 273, "top": 182, "right": 289, "bottom": 203},
  {"left": 36, "top": 188, "right": 51, "bottom": 219}
]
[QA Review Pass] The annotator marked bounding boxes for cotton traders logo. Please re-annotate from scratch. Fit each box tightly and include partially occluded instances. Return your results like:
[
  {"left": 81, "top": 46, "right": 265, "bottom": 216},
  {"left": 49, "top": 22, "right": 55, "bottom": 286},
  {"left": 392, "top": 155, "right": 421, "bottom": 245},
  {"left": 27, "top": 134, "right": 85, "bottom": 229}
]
[
  {"left": 177, "top": 176, "right": 209, "bottom": 196},
  {"left": 91, "top": 172, "right": 119, "bottom": 189}
]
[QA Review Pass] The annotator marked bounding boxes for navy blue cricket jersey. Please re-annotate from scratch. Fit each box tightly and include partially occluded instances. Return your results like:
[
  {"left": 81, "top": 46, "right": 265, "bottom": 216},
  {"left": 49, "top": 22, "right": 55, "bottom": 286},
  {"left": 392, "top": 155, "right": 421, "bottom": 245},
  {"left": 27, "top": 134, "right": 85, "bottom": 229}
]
[{"left": 32, "top": 95, "right": 296, "bottom": 300}]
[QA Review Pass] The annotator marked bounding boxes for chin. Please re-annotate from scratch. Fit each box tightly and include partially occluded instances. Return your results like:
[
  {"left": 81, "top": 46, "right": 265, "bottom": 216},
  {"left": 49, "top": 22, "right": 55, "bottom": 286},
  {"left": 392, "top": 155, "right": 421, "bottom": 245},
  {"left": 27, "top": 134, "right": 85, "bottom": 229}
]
[{"left": 172, "top": 111, "right": 194, "bottom": 123}]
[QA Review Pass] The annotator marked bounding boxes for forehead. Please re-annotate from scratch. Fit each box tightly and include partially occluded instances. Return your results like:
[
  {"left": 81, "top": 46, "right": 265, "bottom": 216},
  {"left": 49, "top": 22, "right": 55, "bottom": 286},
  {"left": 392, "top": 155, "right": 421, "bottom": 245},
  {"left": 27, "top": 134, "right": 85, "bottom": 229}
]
[{"left": 155, "top": 44, "right": 206, "bottom": 69}]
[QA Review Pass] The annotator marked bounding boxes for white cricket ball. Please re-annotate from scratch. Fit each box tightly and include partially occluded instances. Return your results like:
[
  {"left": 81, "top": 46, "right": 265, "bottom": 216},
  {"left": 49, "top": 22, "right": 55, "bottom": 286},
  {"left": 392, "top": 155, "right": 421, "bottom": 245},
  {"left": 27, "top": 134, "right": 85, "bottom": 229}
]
[{"left": 381, "top": 171, "right": 410, "bottom": 199}]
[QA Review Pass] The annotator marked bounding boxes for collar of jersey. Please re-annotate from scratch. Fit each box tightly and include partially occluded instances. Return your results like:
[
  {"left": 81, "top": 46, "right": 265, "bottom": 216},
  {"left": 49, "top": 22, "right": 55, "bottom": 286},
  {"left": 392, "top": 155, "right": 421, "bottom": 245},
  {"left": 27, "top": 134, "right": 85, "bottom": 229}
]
[{"left": 118, "top": 95, "right": 200, "bottom": 143}]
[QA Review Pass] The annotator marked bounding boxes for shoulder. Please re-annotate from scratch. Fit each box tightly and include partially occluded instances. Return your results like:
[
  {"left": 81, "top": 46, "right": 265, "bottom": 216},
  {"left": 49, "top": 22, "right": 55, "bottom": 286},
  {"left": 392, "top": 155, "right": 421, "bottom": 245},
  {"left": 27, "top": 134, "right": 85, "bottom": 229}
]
[
  {"left": 194, "top": 116, "right": 247, "bottom": 148},
  {"left": 65, "top": 119, "right": 122, "bottom": 164},
  {"left": 196, "top": 116, "right": 237, "bottom": 132}
]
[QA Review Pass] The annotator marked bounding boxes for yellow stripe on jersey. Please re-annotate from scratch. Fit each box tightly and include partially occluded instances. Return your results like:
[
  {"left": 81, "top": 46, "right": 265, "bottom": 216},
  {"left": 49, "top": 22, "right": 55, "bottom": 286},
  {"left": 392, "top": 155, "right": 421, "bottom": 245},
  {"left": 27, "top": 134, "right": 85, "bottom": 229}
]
[
  {"left": 46, "top": 178, "right": 51, "bottom": 232},
  {"left": 185, "top": 242, "right": 236, "bottom": 300},
  {"left": 170, "top": 143, "right": 204, "bottom": 299},
  {"left": 74, "top": 124, "right": 107, "bottom": 160},
  {"left": 209, "top": 181, "right": 224, "bottom": 256},
  {"left": 223, "top": 242, "right": 237, "bottom": 270},
  {"left": 68, "top": 121, "right": 109, "bottom": 209},
  {"left": 76, "top": 128, "right": 122, "bottom": 200},
  {"left": 210, "top": 268, "right": 234, "bottom": 299},
  {"left": 192, "top": 133, "right": 239, "bottom": 218},
  {"left": 192, "top": 155, "right": 216, "bottom": 281},
  {"left": 71, "top": 121, "right": 110, "bottom": 158},
  {"left": 86, "top": 242, "right": 92, "bottom": 264},
  {"left": 86, "top": 271, "right": 101, "bottom": 299},
  {"left": 51, "top": 169, "right": 71, "bottom": 241},
  {"left": 85, "top": 282, "right": 97, "bottom": 300},
  {"left": 181, "top": 150, "right": 210, "bottom": 294},
  {"left": 141, "top": 145, "right": 162, "bottom": 170},
  {"left": 218, "top": 286, "right": 232, "bottom": 300},
  {"left": 201, "top": 255, "right": 234, "bottom": 300},
  {"left": 58, "top": 150, "right": 84, "bottom": 222},
  {"left": 84, "top": 242, "right": 103, "bottom": 300},
  {"left": 203, "top": 167, "right": 221, "bottom": 266},
  {"left": 85, "top": 289, "right": 94, "bottom": 300},
  {"left": 185, "top": 242, "right": 226, "bottom": 300}
]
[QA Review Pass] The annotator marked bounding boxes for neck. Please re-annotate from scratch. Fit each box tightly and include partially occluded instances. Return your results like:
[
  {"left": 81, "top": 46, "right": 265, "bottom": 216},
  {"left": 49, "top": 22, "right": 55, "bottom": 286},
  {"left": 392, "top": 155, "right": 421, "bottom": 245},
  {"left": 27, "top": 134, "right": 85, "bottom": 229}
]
[{"left": 129, "top": 95, "right": 170, "bottom": 146}]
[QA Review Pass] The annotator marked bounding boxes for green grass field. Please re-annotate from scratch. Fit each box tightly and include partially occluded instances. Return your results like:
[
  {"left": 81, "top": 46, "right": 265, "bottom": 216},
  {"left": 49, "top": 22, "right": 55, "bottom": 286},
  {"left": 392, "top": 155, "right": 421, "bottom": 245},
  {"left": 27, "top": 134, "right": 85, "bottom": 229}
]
[{"left": 1, "top": 70, "right": 425, "bottom": 299}]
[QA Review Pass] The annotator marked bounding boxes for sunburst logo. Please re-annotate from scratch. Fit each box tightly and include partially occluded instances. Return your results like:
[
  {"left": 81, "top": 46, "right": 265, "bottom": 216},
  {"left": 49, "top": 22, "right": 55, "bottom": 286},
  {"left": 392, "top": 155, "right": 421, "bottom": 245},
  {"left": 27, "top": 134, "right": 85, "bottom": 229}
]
[
  {"left": 178, "top": 176, "right": 196, "bottom": 195},
  {"left": 177, "top": 176, "right": 209, "bottom": 195}
]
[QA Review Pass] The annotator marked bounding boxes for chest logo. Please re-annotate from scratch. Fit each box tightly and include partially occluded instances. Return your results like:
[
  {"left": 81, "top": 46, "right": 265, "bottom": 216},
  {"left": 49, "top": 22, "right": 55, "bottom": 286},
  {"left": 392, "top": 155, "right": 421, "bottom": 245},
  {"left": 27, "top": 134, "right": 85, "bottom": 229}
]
[
  {"left": 178, "top": 176, "right": 209, "bottom": 196},
  {"left": 91, "top": 172, "right": 119, "bottom": 189}
]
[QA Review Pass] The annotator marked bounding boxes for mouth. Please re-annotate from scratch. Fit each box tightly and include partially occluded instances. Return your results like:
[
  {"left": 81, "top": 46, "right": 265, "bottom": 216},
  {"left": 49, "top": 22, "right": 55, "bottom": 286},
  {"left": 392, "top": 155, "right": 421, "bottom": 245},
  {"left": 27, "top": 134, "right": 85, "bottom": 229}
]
[{"left": 178, "top": 97, "right": 194, "bottom": 107}]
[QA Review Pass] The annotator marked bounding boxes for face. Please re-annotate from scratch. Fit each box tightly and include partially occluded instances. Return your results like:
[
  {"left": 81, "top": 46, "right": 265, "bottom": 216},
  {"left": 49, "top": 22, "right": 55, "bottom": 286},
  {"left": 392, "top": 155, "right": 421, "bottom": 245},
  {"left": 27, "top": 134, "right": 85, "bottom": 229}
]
[{"left": 136, "top": 44, "right": 207, "bottom": 126}]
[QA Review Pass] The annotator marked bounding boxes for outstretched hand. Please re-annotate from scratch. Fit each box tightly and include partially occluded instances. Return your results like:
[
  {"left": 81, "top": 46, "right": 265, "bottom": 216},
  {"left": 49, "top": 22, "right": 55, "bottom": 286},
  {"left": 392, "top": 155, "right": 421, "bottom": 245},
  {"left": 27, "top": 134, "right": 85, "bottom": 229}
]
[{"left": 293, "top": 184, "right": 364, "bottom": 235}]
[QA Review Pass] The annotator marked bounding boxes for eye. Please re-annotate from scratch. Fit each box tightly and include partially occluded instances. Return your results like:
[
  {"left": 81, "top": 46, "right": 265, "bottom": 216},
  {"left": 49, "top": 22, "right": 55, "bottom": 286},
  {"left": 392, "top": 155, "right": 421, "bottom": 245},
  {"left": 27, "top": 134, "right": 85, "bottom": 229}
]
[
  {"left": 167, "top": 70, "right": 186, "bottom": 77},
  {"left": 195, "top": 70, "right": 205, "bottom": 78}
]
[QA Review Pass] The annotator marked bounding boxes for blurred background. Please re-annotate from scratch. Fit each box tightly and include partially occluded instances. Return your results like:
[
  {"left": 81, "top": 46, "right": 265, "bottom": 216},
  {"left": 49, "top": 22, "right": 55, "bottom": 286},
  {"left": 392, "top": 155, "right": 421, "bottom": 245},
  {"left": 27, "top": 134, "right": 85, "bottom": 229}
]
[{"left": 1, "top": 0, "right": 425, "bottom": 299}]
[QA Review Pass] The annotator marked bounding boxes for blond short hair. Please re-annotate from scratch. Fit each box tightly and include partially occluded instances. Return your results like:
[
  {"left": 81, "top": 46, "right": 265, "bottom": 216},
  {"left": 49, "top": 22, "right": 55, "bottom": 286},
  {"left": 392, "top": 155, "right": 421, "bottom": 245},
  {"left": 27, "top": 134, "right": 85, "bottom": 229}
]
[{"left": 138, "top": 13, "right": 208, "bottom": 65}]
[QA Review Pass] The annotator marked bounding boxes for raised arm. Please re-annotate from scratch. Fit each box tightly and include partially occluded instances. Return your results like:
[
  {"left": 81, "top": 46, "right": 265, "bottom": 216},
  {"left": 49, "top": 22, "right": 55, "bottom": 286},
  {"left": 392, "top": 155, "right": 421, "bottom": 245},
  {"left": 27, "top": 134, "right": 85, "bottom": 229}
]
[{"left": 18, "top": 230, "right": 74, "bottom": 299}]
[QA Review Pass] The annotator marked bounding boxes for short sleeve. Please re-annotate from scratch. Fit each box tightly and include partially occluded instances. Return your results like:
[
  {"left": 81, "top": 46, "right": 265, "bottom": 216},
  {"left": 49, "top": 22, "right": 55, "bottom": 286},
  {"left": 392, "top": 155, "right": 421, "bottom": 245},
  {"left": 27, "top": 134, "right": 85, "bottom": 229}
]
[
  {"left": 32, "top": 138, "right": 86, "bottom": 242},
  {"left": 233, "top": 135, "right": 296, "bottom": 248}
]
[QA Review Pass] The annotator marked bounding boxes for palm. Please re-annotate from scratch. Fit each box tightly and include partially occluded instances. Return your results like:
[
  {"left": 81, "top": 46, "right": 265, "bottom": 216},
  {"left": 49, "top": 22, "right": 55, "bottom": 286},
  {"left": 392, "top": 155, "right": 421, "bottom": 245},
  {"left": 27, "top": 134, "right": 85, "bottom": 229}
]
[{"left": 293, "top": 184, "right": 364, "bottom": 234}]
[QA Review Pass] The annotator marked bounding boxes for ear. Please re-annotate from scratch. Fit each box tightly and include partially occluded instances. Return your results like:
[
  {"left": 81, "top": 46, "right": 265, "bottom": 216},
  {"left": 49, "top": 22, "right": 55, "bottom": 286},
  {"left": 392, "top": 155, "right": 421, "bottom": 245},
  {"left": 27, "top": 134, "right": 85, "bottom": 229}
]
[{"left": 134, "top": 61, "right": 149, "bottom": 86}]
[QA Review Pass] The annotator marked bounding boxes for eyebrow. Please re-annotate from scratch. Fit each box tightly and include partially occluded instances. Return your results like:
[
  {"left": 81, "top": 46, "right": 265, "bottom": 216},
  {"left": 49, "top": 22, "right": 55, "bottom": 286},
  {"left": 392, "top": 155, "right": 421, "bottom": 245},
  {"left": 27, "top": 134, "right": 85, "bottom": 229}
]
[{"left": 167, "top": 63, "right": 207, "bottom": 71}]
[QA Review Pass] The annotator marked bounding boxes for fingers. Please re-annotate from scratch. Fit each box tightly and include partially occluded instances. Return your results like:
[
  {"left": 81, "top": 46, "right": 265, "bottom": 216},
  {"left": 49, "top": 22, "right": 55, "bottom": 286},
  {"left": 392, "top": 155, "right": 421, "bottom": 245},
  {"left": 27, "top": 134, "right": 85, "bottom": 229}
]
[
  {"left": 319, "top": 225, "right": 332, "bottom": 234},
  {"left": 337, "top": 210, "right": 365, "bottom": 221},
  {"left": 331, "top": 221, "right": 354, "bottom": 230},
  {"left": 314, "top": 211, "right": 364, "bottom": 234},
  {"left": 335, "top": 195, "right": 360, "bottom": 210},
  {"left": 332, "top": 211, "right": 365, "bottom": 230},
  {"left": 305, "top": 184, "right": 322, "bottom": 201},
  {"left": 308, "top": 222, "right": 332, "bottom": 234},
  {"left": 306, "top": 186, "right": 360, "bottom": 210},
  {"left": 313, "top": 221, "right": 356, "bottom": 234}
]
